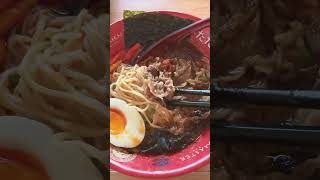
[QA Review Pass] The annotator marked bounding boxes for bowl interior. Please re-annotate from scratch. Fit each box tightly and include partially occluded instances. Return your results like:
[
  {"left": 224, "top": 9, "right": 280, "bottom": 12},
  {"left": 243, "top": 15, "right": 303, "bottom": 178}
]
[{"left": 110, "top": 11, "right": 210, "bottom": 178}]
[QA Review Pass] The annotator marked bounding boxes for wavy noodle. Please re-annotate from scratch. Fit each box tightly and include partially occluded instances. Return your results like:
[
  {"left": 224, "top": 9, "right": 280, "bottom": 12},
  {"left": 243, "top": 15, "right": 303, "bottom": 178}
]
[
  {"left": 110, "top": 65, "right": 163, "bottom": 128},
  {"left": 0, "top": 9, "right": 107, "bottom": 162}
]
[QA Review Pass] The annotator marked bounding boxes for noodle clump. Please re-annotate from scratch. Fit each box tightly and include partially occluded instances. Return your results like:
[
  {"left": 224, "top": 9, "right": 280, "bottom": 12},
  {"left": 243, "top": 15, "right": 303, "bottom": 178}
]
[{"left": 0, "top": 9, "right": 108, "bottom": 163}]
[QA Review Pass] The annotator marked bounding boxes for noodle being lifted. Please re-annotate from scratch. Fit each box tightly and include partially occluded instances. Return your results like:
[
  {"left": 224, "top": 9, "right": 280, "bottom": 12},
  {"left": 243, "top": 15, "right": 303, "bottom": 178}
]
[{"left": 0, "top": 8, "right": 108, "bottom": 162}]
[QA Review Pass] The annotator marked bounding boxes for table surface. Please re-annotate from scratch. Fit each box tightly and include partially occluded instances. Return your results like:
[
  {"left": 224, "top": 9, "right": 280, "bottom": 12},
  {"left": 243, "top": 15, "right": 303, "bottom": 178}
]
[{"left": 110, "top": 0, "right": 210, "bottom": 179}]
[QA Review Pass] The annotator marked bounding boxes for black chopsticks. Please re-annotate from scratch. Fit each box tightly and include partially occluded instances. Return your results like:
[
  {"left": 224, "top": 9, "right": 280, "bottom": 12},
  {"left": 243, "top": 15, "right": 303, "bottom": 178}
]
[
  {"left": 169, "top": 86, "right": 320, "bottom": 109},
  {"left": 168, "top": 100, "right": 209, "bottom": 108},
  {"left": 167, "top": 88, "right": 210, "bottom": 108},
  {"left": 175, "top": 88, "right": 210, "bottom": 96},
  {"left": 213, "top": 86, "right": 320, "bottom": 144},
  {"left": 214, "top": 86, "right": 320, "bottom": 109},
  {"left": 170, "top": 86, "right": 320, "bottom": 143},
  {"left": 213, "top": 123, "right": 320, "bottom": 145}
]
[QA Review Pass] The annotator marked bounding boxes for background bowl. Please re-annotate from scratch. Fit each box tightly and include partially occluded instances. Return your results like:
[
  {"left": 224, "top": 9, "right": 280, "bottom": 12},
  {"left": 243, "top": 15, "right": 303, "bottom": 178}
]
[{"left": 110, "top": 11, "right": 210, "bottom": 178}]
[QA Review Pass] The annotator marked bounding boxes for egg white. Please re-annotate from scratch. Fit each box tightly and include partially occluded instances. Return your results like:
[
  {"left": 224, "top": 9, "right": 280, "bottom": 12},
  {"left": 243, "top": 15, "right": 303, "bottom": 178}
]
[
  {"left": 0, "top": 116, "right": 103, "bottom": 180},
  {"left": 110, "top": 98, "right": 145, "bottom": 148}
]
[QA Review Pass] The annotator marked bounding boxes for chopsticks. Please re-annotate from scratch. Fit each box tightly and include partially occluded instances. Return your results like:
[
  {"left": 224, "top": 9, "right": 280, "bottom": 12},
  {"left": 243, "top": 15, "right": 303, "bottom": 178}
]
[
  {"left": 213, "top": 123, "right": 320, "bottom": 145},
  {"left": 213, "top": 86, "right": 320, "bottom": 144},
  {"left": 168, "top": 86, "right": 320, "bottom": 109},
  {"left": 167, "top": 88, "right": 210, "bottom": 108},
  {"left": 175, "top": 88, "right": 210, "bottom": 96},
  {"left": 214, "top": 86, "right": 320, "bottom": 109},
  {"left": 168, "top": 100, "right": 209, "bottom": 108},
  {"left": 171, "top": 86, "right": 320, "bottom": 143}
]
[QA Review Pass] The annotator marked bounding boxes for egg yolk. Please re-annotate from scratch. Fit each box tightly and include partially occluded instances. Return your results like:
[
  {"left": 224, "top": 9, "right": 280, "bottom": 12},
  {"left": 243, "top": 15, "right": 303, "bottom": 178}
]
[
  {"left": 131, "top": 137, "right": 141, "bottom": 146},
  {"left": 110, "top": 108, "right": 126, "bottom": 135},
  {"left": 0, "top": 147, "right": 49, "bottom": 180}
]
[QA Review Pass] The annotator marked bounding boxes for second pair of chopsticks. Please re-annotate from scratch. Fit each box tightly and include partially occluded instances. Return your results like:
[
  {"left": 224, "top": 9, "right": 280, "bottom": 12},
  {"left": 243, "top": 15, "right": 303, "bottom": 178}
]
[
  {"left": 213, "top": 123, "right": 320, "bottom": 145},
  {"left": 167, "top": 88, "right": 210, "bottom": 108},
  {"left": 213, "top": 86, "right": 320, "bottom": 109},
  {"left": 213, "top": 86, "right": 320, "bottom": 144}
]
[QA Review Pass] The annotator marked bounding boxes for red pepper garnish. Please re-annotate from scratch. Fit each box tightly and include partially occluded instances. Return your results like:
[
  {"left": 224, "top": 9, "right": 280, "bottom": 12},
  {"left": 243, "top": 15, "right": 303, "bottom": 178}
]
[
  {"left": 110, "top": 59, "right": 122, "bottom": 74},
  {"left": 110, "top": 50, "right": 125, "bottom": 65},
  {"left": 123, "top": 43, "right": 143, "bottom": 64}
]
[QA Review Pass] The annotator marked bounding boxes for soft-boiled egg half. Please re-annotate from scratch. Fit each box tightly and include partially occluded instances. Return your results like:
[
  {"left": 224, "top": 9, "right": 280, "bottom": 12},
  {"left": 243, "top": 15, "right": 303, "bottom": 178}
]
[
  {"left": 110, "top": 98, "right": 145, "bottom": 148},
  {"left": 0, "top": 116, "right": 103, "bottom": 180}
]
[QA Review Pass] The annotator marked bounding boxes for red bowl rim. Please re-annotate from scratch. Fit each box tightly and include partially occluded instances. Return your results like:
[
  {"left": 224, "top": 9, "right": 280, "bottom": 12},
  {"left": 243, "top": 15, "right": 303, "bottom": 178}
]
[
  {"left": 110, "top": 11, "right": 210, "bottom": 178},
  {"left": 111, "top": 153, "right": 210, "bottom": 178}
]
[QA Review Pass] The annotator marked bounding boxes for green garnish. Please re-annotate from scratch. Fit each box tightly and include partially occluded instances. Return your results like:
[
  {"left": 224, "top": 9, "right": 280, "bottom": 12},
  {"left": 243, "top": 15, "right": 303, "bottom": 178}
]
[
  {"left": 297, "top": 47, "right": 314, "bottom": 68},
  {"left": 300, "top": 48, "right": 312, "bottom": 62},
  {"left": 146, "top": 107, "right": 156, "bottom": 117},
  {"left": 8, "top": 73, "right": 20, "bottom": 90},
  {"left": 111, "top": 84, "right": 116, "bottom": 90},
  {"left": 123, "top": 10, "right": 145, "bottom": 19}
]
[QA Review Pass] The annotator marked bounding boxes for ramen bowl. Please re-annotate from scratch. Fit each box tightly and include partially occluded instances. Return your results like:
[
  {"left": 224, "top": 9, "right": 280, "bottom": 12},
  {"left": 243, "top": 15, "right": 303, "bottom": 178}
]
[{"left": 110, "top": 11, "right": 210, "bottom": 178}]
